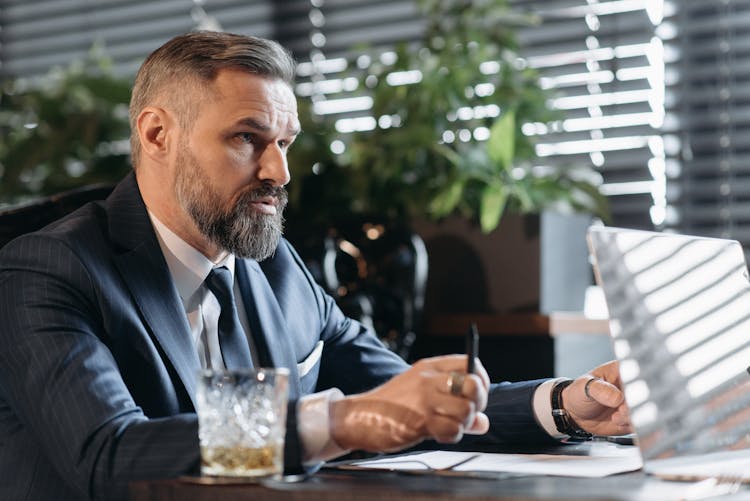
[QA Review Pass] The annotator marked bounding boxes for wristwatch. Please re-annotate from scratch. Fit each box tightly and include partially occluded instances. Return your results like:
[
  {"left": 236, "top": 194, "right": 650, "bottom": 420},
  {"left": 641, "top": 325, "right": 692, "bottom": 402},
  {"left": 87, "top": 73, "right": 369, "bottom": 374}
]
[{"left": 551, "top": 379, "right": 593, "bottom": 441}]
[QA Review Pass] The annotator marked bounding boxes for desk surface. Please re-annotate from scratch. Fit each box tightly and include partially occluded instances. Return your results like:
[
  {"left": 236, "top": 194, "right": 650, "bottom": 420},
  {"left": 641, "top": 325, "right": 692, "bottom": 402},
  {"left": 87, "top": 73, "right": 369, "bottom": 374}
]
[
  {"left": 130, "top": 469, "right": 742, "bottom": 501},
  {"left": 129, "top": 444, "right": 747, "bottom": 501}
]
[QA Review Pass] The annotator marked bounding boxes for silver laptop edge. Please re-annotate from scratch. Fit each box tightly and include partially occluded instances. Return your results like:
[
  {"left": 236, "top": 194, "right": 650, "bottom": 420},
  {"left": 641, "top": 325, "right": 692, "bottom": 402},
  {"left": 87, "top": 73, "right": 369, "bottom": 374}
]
[{"left": 587, "top": 226, "right": 750, "bottom": 478}]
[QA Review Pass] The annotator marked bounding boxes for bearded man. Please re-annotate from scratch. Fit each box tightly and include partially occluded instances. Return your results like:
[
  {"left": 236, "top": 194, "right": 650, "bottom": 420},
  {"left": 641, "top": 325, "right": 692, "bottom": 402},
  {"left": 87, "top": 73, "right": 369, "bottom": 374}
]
[{"left": 0, "top": 31, "right": 629, "bottom": 501}]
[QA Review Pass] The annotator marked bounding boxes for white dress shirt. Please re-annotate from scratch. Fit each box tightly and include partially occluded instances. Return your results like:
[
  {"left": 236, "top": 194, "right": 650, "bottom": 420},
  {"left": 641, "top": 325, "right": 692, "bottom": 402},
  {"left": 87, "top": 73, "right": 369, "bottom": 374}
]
[
  {"left": 148, "top": 212, "right": 344, "bottom": 463},
  {"left": 147, "top": 216, "right": 256, "bottom": 369}
]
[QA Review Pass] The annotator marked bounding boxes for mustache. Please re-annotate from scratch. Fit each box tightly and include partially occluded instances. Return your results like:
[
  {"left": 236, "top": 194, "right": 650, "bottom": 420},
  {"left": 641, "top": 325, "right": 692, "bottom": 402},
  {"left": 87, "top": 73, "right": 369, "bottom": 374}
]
[{"left": 240, "top": 182, "right": 288, "bottom": 208}]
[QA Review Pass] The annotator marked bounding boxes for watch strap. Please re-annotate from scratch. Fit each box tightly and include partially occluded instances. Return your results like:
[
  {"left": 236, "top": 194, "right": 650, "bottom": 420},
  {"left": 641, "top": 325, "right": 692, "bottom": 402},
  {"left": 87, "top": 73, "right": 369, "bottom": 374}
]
[{"left": 550, "top": 379, "right": 593, "bottom": 441}]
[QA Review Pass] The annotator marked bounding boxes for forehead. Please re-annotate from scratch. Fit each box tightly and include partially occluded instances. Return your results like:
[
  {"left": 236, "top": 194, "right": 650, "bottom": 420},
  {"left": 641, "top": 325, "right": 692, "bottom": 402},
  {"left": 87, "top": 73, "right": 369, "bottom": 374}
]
[{"left": 201, "top": 68, "right": 299, "bottom": 130}]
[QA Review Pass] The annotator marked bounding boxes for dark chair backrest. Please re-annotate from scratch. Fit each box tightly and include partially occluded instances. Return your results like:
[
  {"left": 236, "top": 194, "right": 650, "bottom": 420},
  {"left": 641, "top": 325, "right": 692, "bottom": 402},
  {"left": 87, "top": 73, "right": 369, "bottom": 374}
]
[{"left": 0, "top": 184, "right": 115, "bottom": 249}]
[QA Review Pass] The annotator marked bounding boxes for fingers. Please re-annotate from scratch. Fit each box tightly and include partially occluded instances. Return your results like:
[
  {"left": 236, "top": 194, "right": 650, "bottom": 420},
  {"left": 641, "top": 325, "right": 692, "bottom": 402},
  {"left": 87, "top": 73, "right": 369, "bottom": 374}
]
[
  {"left": 424, "top": 411, "right": 491, "bottom": 442},
  {"left": 345, "top": 355, "right": 492, "bottom": 450},
  {"left": 465, "top": 412, "right": 490, "bottom": 435},
  {"left": 431, "top": 388, "right": 477, "bottom": 425},
  {"left": 440, "top": 371, "right": 488, "bottom": 411},
  {"left": 589, "top": 360, "right": 623, "bottom": 387},
  {"left": 583, "top": 376, "right": 624, "bottom": 408},
  {"left": 423, "top": 395, "right": 488, "bottom": 442},
  {"left": 446, "top": 371, "right": 465, "bottom": 396},
  {"left": 416, "top": 355, "right": 490, "bottom": 391},
  {"left": 563, "top": 366, "right": 634, "bottom": 436},
  {"left": 420, "top": 368, "right": 489, "bottom": 442},
  {"left": 583, "top": 377, "right": 599, "bottom": 399},
  {"left": 425, "top": 413, "right": 467, "bottom": 443},
  {"left": 611, "top": 405, "right": 632, "bottom": 429}
]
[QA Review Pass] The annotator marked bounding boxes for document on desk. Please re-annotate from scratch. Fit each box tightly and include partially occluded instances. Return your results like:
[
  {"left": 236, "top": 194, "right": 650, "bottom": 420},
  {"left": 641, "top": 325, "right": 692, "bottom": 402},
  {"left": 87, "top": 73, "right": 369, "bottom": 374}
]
[{"left": 340, "top": 444, "right": 643, "bottom": 478}]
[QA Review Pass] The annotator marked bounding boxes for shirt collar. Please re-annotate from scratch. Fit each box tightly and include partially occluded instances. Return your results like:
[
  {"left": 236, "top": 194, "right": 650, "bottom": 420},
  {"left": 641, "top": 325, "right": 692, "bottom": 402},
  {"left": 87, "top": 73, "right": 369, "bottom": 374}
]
[{"left": 148, "top": 211, "right": 235, "bottom": 302}]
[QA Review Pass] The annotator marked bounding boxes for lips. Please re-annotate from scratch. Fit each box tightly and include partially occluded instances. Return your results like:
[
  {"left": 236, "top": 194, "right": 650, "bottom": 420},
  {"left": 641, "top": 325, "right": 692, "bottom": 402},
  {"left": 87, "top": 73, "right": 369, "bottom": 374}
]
[{"left": 249, "top": 196, "right": 278, "bottom": 215}]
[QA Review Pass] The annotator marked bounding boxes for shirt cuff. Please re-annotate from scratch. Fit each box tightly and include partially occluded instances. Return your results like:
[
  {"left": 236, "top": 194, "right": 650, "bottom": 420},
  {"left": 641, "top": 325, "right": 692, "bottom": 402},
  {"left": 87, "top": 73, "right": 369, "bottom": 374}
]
[
  {"left": 297, "top": 388, "right": 350, "bottom": 464},
  {"left": 532, "top": 378, "right": 569, "bottom": 440}
]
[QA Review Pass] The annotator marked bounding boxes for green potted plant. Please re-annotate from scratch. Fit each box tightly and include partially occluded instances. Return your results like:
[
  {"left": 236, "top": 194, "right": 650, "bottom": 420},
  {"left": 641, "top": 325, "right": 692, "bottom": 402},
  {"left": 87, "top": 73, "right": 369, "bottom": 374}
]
[
  {"left": 0, "top": 49, "right": 132, "bottom": 205},
  {"left": 288, "top": 0, "right": 608, "bottom": 234}
]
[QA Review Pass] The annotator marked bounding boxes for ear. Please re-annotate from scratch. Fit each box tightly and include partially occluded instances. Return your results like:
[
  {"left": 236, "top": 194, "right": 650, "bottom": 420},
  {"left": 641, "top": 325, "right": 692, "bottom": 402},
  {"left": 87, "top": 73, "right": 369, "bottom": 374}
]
[{"left": 136, "top": 106, "right": 176, "bottom": 164}]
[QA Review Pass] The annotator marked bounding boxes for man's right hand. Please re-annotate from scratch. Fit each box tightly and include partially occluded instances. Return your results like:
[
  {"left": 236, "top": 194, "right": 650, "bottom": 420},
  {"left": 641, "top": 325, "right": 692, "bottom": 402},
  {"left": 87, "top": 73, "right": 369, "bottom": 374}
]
[{"left": 329, "top": 355, "right": 490, "bottom": 453}]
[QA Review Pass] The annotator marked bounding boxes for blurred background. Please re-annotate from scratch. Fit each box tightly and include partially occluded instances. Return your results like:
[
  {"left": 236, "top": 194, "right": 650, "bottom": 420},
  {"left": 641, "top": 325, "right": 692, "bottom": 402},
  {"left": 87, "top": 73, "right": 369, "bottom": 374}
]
[{"left": 0, "top": 0, "right": 741, "bottom": 380}]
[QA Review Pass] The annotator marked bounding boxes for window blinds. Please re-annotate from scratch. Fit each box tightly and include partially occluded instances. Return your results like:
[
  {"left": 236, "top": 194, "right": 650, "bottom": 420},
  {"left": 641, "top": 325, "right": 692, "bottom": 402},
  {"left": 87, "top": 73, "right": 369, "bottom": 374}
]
[
  {"left": 1, "top": 0, "right": 667, "bottom": 233},
  {"left": 0, "top": 0, "right": 275, "bottom": 79},
  {"left": 666, "top": 0, "right": 750, "bottom": 254},
  {"left": 290, "top": 0, "right": 665, "bottom": 229}
]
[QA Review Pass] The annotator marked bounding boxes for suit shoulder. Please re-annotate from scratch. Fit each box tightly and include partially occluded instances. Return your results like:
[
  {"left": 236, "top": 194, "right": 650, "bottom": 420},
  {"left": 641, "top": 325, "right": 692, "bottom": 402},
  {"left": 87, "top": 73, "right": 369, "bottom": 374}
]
[
  {"left": 257, "top": 238, "right": 321, "bottom": 290},
  {"left": 274, "top": 238, "right": 306, "bottom": 266},
  {"left": 1, "top": 201, "right": 109, "bottom": 260}
]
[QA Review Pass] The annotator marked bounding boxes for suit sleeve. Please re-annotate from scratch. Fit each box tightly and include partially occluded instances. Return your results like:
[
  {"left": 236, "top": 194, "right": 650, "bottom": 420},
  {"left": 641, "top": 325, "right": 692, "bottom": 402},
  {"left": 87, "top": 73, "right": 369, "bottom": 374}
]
[
  {"left": 273, "top": 240, "right": 552, "bottom": 448},
  {"left": 0, "top": 234, "right": 200, "bottom": 501}
]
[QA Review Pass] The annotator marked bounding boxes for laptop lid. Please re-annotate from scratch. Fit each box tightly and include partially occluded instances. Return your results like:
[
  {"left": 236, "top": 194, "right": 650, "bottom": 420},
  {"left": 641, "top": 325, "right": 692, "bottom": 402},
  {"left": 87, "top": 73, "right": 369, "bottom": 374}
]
[{"left": 587, "top": 226, "right": 750, "bottom": 465}]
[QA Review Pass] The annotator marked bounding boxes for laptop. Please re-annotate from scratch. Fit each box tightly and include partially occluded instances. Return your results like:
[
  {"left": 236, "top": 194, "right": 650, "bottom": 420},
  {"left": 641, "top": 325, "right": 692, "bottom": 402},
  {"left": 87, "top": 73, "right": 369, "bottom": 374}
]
[{"left": 587, "top": 226, "right": 750, "bottom": 481}]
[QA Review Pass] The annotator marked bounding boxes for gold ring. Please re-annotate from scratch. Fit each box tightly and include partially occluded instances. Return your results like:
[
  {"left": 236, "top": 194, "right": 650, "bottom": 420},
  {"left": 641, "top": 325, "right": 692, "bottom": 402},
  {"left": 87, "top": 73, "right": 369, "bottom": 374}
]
[
  {"left": 447, "top": 371, "right": 465, "bottom": 396},
  {"left": 584, "top": 377, "right": 600, "bottom": 400}
]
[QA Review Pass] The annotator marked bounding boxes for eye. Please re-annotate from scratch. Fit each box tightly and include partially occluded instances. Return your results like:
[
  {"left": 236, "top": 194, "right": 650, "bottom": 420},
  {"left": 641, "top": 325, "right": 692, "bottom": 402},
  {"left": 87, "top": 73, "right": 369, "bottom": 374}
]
[
  {"left": 236, "top": 132, "right": 255, "bottom": 144},
  {"left": 279, "top": 137, "right": 297, "bottom": 150}
]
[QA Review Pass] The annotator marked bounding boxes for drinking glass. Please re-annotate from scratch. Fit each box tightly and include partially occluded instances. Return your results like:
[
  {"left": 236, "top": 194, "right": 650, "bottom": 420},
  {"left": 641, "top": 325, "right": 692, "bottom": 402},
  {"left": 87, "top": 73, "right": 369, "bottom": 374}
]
[{"left": 196, "top": 368, "right": 289, "bottom": 479}]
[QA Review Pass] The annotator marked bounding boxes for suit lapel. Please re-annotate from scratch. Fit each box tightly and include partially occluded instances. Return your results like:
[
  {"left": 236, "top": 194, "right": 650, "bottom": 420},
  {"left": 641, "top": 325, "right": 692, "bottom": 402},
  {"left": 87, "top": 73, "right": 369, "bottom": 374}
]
[
  {"left": 236, "top": 259, "right": 301, "bottom": 399},
  {"left": 107, "top": 173, "right": 201, "bottom": 409}
]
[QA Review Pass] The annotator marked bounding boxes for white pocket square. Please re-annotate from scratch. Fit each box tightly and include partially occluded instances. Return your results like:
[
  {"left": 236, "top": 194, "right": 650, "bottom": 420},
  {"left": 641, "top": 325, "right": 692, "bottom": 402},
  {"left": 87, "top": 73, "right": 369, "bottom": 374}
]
[{"left": 297, "top": 340, "right": 324, "bottom": 377}]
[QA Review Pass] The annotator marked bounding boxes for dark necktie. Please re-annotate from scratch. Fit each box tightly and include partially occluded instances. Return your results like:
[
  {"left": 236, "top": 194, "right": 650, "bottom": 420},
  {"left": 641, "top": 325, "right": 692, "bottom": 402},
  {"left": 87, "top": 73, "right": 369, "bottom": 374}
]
[{"left": 205, "top": 266, "right": 254, "bottom": 369}]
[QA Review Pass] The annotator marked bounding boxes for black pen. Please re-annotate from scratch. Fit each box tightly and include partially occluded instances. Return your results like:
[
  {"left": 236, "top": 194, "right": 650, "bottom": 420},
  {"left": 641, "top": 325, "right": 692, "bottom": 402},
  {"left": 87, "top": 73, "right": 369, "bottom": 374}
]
[{"left": 466, "top": 322, "right": 479, "bottom": 374}]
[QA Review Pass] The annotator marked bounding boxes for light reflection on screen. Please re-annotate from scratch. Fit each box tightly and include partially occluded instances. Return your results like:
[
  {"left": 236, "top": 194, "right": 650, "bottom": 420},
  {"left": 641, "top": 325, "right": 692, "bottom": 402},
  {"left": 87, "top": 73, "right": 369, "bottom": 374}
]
[{"left": 588, "top": 227, "right": 750, "bottom": 460}]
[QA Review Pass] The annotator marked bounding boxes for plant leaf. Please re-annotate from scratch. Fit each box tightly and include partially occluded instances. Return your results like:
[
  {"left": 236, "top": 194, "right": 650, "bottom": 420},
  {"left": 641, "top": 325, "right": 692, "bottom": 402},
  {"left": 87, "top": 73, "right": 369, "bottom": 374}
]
[
  {"left": 430, "top": 179, "right": 465, "bottom": 217},
  {"left": 487, "top": 108, "right": 516, "bottom": 170},
  {"left": 512, "top": 180, "right": 535, "bottom": 212},
  {"left": 433, "top": 143, "right": 463, "bottom": 167},
  {"left": 480, "top": 182, "right": 508, "bottom": 233}
]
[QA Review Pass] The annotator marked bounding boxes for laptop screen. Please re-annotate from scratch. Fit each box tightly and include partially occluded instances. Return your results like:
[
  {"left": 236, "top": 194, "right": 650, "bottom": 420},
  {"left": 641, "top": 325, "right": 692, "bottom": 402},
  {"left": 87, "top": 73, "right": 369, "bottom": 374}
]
[{"left": 587, "top": 226, "right": 750, "bottom": 461}]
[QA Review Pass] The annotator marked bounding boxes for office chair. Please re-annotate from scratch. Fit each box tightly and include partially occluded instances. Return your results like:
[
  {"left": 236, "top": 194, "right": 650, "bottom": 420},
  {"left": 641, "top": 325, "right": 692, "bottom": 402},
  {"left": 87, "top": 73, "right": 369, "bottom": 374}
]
[{"left": 0, "top": 184, "right": 115, "bottom": 248}]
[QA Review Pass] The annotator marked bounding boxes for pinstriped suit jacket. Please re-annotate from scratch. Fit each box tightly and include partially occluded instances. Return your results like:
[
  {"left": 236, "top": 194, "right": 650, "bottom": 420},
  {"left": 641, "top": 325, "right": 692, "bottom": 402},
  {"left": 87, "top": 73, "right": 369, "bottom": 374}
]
[{"left": 0, "top": 173, "right": 549, "bottom": 501}]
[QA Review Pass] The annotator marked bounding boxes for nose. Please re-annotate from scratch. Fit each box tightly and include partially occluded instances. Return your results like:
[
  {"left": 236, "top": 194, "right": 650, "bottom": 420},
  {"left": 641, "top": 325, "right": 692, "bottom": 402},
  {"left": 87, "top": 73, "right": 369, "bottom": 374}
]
[{"left": 257, "top": 143, "right": 291, "bottom": 186}]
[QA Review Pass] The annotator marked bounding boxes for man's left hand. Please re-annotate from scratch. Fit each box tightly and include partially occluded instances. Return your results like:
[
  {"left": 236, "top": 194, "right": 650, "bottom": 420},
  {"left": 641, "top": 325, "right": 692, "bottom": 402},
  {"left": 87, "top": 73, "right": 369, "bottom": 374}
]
[{"left": 562, "top": 360, "right": 632, "bottom": 436}]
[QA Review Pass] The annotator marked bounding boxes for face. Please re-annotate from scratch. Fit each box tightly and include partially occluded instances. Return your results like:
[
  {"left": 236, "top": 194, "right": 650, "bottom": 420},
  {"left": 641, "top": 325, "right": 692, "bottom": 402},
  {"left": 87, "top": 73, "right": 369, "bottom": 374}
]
[{"left": 173, "top": 69, "right": 299, "bottom": 260}]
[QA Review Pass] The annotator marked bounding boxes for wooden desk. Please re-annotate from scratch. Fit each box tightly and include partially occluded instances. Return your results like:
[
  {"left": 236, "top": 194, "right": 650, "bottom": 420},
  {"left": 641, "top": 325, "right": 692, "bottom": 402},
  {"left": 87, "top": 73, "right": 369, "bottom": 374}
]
[
  {"left": 130, "top": 466, "right": 742, "bottom": 501},
  {"left": 130, "top": 443, "right": 743, "bottom": 501},
  {"left": 424, "top": 313, "right": 551, "bottom": 337},
  {"left": 548, "top": 312, "right": 609, "bottom": 337},
  {"left": 130, "top": 471, "right": 624, "bottom": 501}
]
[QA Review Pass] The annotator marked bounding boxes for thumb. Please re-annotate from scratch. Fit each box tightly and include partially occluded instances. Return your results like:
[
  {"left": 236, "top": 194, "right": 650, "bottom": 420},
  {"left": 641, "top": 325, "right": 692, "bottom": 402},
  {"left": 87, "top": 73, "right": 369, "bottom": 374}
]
[{"left": 586, "top": 377, "right": 624, "bottom": 408}]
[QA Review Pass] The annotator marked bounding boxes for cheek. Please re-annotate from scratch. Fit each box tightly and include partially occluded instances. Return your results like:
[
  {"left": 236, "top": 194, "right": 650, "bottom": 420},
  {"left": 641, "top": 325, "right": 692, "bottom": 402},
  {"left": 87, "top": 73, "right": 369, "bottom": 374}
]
[
  {"left": 198, "top": 147, "right": 243, "bottom": 179},
  {"left": 225, "top": 147, "right": 253, "bottom": 166},
  {"left": 191, "top": 142, "right": 259, "bottom": 192}
]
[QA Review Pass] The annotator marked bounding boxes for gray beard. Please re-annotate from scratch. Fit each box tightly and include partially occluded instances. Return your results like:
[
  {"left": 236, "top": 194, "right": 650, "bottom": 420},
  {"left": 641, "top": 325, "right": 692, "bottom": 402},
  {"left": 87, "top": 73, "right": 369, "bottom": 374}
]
[
  {"left": 189, "top": 188, "right": 287, "bottom": 260},
  {"left": 174, "top": 158, "right": 287, "bottom": 260}
]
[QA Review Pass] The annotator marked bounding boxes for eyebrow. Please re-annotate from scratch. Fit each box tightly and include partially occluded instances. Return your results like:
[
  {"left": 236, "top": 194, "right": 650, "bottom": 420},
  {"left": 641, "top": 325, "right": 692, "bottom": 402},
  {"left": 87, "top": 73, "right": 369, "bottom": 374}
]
[{"left": 237, "top": 117, "right": 301, "bottom": 137}]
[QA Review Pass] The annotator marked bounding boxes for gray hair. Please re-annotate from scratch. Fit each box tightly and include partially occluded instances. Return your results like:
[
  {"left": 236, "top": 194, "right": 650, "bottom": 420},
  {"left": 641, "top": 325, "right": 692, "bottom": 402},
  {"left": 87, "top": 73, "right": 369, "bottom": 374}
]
[{"left": 129, "top": 31, "right": 296, "bottom": 167}]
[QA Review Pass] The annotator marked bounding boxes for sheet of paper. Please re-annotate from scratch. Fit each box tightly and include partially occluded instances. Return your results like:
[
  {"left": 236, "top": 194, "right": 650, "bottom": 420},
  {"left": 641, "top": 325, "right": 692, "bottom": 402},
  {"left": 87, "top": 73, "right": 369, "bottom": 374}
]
[
  {"left": 351, "top": 451, "right": 479, "bottom": 471},
  {"left": 645, "top": 449, "right": 750, "bottom": 480},
  {"left": 349, "top": 444, "right": 643, "bottom": 478}
]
